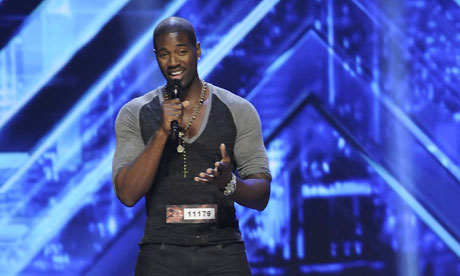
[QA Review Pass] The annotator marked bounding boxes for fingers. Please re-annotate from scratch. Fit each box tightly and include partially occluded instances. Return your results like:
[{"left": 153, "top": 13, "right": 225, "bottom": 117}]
[
  {"left": 166, "top": 100, "right": 189, "bottom": 120},
  {"left": 220, "top": 143, "right": 230, "bottom": 164},
  {"left": 214, "top": 143, "right": 230, "bottom": 172},
  {"left": 163, "top": 99, "right": 183, "bottom": 115},
  {"left": 194, "top": 169, "right": 218, "bottom": 183},
  {"left": 162, "top": 99, "right": 189, "bottom": 132},
  {"left": 194, "top": 164, "right": 224, "bottom": 181}
]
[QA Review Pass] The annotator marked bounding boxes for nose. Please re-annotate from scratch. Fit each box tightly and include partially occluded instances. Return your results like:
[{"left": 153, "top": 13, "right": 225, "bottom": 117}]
[{"left": 168, "top": 54, "right": 180, "bottom": 67}]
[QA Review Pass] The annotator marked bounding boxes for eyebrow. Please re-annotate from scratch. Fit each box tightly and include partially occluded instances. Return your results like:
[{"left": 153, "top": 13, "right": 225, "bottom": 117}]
[{"left": 155, "top": 43, "right": 191, "bottom": 52}]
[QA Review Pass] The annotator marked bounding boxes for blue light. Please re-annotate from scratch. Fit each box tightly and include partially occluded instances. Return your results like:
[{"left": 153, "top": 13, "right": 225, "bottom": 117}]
[
  {"left": 330, "top": 242, "right": 337, "bottom": 258},
  {"left": 108, "top": 216, "right": 117, "bottom": 236},
  {"left": 314, "top": 20, "right": 322, "bottom": 31},
  {"left": 328, "top": 0, "right": 336, "bottom": 105},
  {"left": 299, "top": 261, "right": 384, "bottom": 273},
  {"left": 0, "top": 153, "right": 28, "bottom": 168},
  {"left": 301, "top": 181, "right": 372, "bottom": 198},
  {"left": 246, "top": 29, "right": 317, "bottom": 103},
  {"left": 0, "top": 0, "right": 130, "bottom": 131},
  {"left": 259, "top": 267, "right": 286, "bottom": 275},
  {"left": 0, "top": 223, "right": 28, "bottom": 240},
  {"left": 361, "top": 154, "right": 460, "bottom": 258},
  {"left": 3, "top": 154, "right": 113, "bottom": 275},
  {"left": 0, "top": 0, "right": 187, "bottom": 194},
  {"left": 355, "top": 241, "right": 362, "bottom": 255},
  {"left": 198, "top": 0, "right": 281, "bottom": 77},
  {"left": 374, "top": 90, "right": 460, "bottom": 185},
  {"left": 338, "top": 137, "right": 345, "bottom": 149},
  {"left": 297, "top": 230, "right": 305, "bottom": 259}
]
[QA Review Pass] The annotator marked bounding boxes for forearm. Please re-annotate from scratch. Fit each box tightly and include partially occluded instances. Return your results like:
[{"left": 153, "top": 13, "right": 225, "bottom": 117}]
[
  {"left": 115, "top": 129, "right": 168, "bottom": 206},
  {"left": 229, "top": 174, "right": 271, "bottom": 211}
]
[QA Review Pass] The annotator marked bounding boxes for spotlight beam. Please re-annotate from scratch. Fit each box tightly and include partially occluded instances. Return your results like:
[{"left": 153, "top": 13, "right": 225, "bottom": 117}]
[{"left": 0, "top": 0, "right": 130, "bottom": 131}]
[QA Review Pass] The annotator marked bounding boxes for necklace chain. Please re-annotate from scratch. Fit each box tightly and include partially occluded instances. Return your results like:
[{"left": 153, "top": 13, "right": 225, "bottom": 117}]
[
  {"left": 182, "top": 80, "right": 206, "bottom": 134},
  {"left": 163, "top": 80, "right": 207, "bottom": 178}
]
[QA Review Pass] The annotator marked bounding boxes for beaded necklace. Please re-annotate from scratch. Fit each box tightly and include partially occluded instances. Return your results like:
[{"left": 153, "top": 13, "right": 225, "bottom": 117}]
[{"left": 163, "top": 80, "right": 207, "bottom": 178}]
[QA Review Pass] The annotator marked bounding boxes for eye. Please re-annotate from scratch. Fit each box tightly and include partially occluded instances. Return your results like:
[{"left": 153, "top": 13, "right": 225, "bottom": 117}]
[
  {"left": 178, "top": 49, "right": 187, "bottom": 55},
  {"left": 157, "top": 52, "right": 169, "bottom": 59}
]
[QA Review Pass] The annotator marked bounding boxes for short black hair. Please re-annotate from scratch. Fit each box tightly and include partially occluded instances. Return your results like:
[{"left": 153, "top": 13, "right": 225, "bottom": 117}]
[{"left": 153, "top": 16, "right": 197, "bottom": 50}]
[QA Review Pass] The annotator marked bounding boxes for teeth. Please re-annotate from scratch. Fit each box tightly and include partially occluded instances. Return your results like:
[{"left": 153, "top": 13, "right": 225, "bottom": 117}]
[{"left": 170, "top": 71, "right": 183, "bottom": 76}]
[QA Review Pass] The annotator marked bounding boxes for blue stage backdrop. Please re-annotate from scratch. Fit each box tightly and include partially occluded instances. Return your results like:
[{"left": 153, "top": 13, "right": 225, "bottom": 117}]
[{"left": 0, "top": 0, "right": 460, "bottom": 275}]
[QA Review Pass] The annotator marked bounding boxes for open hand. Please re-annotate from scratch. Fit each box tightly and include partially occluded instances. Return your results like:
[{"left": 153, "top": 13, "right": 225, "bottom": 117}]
[{"left": 194, "top": 143, "right": 232, "bottom": 189}]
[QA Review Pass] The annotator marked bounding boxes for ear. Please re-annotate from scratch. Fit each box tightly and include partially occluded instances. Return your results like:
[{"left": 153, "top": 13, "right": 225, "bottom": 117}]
[{"left": 196, "top": 41, "right": 201, "bottom": 60}]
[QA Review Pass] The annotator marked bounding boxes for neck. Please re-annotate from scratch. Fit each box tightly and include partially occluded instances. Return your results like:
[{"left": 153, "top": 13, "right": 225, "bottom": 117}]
[{"left": 181, "top": 76, "right": 203, "bottom": 101}]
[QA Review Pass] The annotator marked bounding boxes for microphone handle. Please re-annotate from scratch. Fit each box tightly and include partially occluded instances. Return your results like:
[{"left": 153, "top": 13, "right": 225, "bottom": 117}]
[
  {"left": 171, "top": 120, "right": 179, "bottom": 140},
  {"left": 169, "top": 83, "right": 181, "bottom": 140},
  {"left": 170, "top": 85, "right": 180, "bottom": 140}
]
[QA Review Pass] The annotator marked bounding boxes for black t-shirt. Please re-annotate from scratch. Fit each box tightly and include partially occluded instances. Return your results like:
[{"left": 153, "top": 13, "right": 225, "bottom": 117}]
[{"left": 113, "top": 83, "right": 271, "bottom": 245}]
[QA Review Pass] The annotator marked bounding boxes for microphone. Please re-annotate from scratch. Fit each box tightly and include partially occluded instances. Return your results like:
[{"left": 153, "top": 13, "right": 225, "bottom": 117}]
[{"left": 168, "top": 79, "right": 182, "bottom": 140}]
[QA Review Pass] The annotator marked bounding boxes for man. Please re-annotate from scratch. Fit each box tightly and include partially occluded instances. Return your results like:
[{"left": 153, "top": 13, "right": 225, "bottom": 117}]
[{"left": 112, "top": 16, "right": 271, "bottom": 276}]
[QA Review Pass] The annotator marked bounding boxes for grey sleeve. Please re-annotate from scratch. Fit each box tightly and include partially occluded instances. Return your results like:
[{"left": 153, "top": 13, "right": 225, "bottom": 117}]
[
  {"left": 112, "top": 104, "right": 145, "bottom": 184},
  {"left": 233, "top": 101, "right": 271, "bottom": 180}
]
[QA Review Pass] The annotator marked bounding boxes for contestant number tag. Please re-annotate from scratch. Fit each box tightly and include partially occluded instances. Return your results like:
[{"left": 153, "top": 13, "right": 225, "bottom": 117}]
[
  {"left": 166, "top": 204, "right": 217, "bottom": 223},
  {"left": 184, "top": 208, "right": 215, "bottom": 220}
]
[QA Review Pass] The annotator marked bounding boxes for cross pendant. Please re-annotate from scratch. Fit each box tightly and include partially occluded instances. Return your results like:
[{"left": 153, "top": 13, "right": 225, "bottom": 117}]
[{"left": 183, "top": 168, "right": 189, "bottom": 178}]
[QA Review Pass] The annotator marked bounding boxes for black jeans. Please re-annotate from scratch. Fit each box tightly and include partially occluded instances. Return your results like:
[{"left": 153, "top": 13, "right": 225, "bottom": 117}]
[{"left": 134, "top": 242, "right": 252, "bottom": 276}]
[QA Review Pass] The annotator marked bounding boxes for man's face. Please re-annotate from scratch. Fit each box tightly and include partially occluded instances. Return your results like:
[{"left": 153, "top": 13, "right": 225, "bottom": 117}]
[{"left": 154, "top": 32, "right": 200, "bottom": 89}]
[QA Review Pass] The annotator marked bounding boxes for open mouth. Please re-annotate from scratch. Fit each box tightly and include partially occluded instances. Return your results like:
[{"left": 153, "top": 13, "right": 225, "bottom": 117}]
[{"left": 168, "top": 70, "right": 184, "bottom": 79}]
